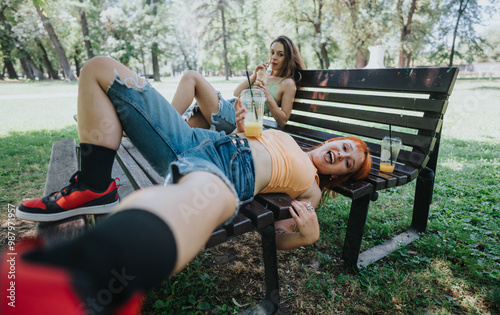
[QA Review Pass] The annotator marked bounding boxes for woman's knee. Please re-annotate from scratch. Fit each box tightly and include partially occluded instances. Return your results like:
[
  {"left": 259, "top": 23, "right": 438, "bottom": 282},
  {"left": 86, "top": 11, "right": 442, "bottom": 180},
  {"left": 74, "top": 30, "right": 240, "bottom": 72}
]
[
  {"left": 80, "top": 56, "right": 114, "bottom": 77},
  {"left": 79, "top": 56, "right": 118, "bottom": 87},
  {"left": 181, "top": 70, "right": 202, "bottom": 84}
]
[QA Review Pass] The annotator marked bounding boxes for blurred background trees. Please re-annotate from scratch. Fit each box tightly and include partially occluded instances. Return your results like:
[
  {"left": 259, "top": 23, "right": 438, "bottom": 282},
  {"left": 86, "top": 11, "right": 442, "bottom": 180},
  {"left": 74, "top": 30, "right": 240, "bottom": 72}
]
[{"left": 0, "top": 0, "right": 498, "bottom": 81}]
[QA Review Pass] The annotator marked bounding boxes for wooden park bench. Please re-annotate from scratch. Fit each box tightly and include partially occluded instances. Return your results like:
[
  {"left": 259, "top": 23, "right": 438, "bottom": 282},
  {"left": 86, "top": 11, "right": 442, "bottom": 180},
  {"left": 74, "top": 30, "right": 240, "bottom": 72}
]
[{"left": 36, "top": 66, "right": 458, "bottom": 314}]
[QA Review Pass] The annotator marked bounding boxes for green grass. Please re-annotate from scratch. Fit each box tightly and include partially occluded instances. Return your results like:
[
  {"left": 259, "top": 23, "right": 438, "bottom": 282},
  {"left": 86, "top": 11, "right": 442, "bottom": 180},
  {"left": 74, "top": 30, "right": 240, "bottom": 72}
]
[{"left": 0, "top": 77, "right": 499, "bottom": 314}]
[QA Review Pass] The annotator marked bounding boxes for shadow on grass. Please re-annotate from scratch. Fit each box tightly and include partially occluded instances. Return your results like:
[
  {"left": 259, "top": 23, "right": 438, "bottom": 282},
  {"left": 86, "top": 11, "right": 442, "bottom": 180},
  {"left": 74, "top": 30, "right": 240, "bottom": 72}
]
[{"left": 0, "top": 126, "right": 78, "bottom": 206}]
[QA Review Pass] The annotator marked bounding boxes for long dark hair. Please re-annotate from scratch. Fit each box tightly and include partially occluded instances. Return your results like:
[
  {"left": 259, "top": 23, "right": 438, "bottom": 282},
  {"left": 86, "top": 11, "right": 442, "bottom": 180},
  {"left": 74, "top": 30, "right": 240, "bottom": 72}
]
[{"left": 270, "top": 35, "right": 305, "bottom": 85}]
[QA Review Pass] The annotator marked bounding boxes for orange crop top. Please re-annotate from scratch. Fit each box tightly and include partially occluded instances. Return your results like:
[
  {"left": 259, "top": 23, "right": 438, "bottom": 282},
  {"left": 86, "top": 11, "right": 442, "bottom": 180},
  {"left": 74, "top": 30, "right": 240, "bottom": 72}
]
[{"left": 256, "top": 130, "right": 319, "bottom": 198}]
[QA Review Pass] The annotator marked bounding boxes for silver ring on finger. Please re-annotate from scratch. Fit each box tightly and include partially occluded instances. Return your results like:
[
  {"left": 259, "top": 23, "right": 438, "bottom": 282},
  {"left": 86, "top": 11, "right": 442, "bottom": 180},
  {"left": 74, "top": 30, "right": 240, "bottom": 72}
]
[{"left": 306, "top": 204, "right": 314, "bottom": 212}]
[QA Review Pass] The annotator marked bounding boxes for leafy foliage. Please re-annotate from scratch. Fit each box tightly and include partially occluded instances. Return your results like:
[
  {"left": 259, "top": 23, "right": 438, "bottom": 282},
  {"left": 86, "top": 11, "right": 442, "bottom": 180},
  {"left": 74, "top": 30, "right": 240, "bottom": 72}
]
[{"left": 1, "top": 0, "right": 498, "bottom": 80}]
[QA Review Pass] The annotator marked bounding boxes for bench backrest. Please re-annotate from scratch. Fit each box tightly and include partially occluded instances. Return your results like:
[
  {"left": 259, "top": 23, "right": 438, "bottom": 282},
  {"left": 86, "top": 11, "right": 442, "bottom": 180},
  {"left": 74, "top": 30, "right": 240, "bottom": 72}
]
[{"left": 264, "top": 67, "right": 458, "bottom": 188}]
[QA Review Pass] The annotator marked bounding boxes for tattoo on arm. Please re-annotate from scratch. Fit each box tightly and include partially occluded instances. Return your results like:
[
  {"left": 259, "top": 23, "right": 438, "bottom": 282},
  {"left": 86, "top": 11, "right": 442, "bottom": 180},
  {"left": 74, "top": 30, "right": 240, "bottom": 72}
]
[{"left": 275, "top": 229, "right": 287, "bottom": 235}]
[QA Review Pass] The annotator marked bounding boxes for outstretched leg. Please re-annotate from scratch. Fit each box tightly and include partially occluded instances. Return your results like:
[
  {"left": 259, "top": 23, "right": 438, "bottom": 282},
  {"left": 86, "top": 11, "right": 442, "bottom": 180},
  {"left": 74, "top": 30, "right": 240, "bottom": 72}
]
[
  {"left": 16, "top": 57, "right": 149, "bottom": 222},
  {"left": 114, "top": 171, "right": 237, "bottom": 273},
  {"left": 3, "top": 172, "right": 237, "bottom": 314},
  {"left": 171, "top": 70, "right": 220, "bottom": 129}
]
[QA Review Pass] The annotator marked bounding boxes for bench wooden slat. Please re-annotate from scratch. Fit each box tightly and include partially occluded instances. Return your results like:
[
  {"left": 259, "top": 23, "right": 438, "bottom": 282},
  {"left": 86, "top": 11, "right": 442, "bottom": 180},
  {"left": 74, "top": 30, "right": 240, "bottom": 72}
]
[
  {"left": 372, "top": 167, "right": 408, "bottom": 186},
  {"left": 332, "top": 180, "right": 374, "bottom": 199},
  {"left": 112, "top": 159, "right": 136, "bottom": 200},
  {"left": 295, "top": 90, "right": 448, "bottom": 114},
  {"left": 366, "top": 173, "right": 397, "bottom": 189},
  {"left": 288, "top": 111, "right": 435, "bottom": 151},
  {"left": 116, "top": 144, "right": 154, "bottom": 189},
  {"left": 239, "top": 201, "right": 275, "bottom": 229},
  {"left": 299, "top": 67, "right": 458, "bottom": 95},
  {"left": 205, "top": 227, "right": 227, "bottom": 248},
  {"left": 364, "top": 174, "right": 387, "bottom": 190},
  {"left": 371, "top": 158, "right": 419, "bottom": 181},
  {"left": 37, "top": 139, "right": 87, "bottom": 245},
  {"left": 121, "top": 138, "right": 164, "bottom": 185},
  {"left": 255, "top": 193, "right": 295, "bottom": 221},
  {"left": 284, "top": 122, "right": 428, "bottom": 168},
  {"left": 225, "top": 213, "right": 253, "bottom": 236},
  {"left": 291, "top": 103, "right": 441, "bottom": 132}
]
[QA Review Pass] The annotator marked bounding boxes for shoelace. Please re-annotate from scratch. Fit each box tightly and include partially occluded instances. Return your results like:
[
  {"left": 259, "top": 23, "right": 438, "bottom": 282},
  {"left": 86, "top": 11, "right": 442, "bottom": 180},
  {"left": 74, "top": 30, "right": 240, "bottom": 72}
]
[{"left": 42, "top": 172, "right": 82, "bottom": 202}]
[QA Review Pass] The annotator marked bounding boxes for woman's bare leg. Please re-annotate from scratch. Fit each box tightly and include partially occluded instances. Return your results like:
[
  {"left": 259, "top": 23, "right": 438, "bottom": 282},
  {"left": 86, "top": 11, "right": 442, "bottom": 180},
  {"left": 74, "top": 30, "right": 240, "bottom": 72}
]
[
  {"left": 171, "top": 70, "right": 220, "bottom": 128},
  {"left": 77, "top": 56, "right": 145, "bottom": 150},
  {"left": 114, "top": 171, "right": 237, "bottom": 274}
]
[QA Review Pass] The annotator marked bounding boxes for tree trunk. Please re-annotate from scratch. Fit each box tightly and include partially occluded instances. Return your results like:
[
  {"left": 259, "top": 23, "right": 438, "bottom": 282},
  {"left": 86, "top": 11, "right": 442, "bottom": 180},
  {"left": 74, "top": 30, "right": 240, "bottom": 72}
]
[
  {"left": 320, "top": 42, "right": 330, "bottom": 69},
  {"left": 79, "top": 0, "right": 94, "bottom": 59},
  {"left": 26, "top": 56, "right": 44, "bottom": 80},
  {"left": 140, "top": 48, "right": 147, "bottom": 78},
  {"left": 220, "top": 4, "right": 229, "bottom": 80},
  {"left": 356, "top": 46, "right": 366, "bottom": 68},
  {"left": 3, "top": 58, "right": 17, "bottom": 79},
  {"left": 37, "top": 39, "right": 59, "bottom": 79},
  {"left": 20, "top": 57, "right": 35, "bottom": 80},
  {"left": 152, "top": 43, "right": 161, "bottom": 81},
  {"left": 35, "top": 4, "right": 76, "bottom": 81},
  {"left": 0, "top": 7, "right": 18, "bottom": 79},
  {"left": 315, "top": 51, "right": 324, "bottom": 69},
  {"left": 177, "top": 38, "right": 194, "bottom": 70},
  {"left": 74, "top": 47, "right": 81, "bottom": 77},
  {"left": 449, "top": 0, "right": 469, "bottom": 66},
  {"left": 149, "top": 0, "right": 161, "bottom": 81},
  {"left": 397, "top": 0, "right": 417, "bottom": 68}
]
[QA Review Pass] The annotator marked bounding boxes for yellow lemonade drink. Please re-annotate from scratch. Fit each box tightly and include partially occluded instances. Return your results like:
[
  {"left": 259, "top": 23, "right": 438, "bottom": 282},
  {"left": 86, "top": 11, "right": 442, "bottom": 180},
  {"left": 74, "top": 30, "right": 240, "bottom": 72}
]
[
  {"left": 244, "top": 121, "right": 263, "bottom": 137},
  {"left": 380, "top": 163, "right": 395, "bottom": 173}
]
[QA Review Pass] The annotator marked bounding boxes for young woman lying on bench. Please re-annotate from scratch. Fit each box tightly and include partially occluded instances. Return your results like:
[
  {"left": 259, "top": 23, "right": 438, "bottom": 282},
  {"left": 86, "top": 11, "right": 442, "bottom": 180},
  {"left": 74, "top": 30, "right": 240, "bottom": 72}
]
[{"left": 4, "top": 56, "right": 371, "bottom": 314}]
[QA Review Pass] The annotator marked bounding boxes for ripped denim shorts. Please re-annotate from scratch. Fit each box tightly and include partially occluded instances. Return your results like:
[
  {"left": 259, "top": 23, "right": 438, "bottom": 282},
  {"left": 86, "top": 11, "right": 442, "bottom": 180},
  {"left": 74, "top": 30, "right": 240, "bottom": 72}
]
[
  {"left": 182, "top": 92, "right": 237, "bottom": 134},
  {"left": 105, "top": 73, "right": 255, "bottom": 222}
]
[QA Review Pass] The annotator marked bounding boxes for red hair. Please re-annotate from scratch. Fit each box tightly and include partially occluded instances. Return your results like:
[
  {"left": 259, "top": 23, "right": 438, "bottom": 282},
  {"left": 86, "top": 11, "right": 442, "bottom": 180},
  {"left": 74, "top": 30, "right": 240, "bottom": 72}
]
[{"left": 308, "top": 136, "right": 372, "bottom": 198}]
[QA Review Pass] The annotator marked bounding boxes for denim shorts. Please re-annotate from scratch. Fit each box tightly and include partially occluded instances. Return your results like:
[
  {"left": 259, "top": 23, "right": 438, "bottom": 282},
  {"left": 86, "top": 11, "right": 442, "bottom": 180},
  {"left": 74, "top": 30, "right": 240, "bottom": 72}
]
[
  {"left": 182, "top": 93, "right": 237, "bottom": 134},
  {"left": 105, "top": 73, "right": 255, "bottom": 220}
]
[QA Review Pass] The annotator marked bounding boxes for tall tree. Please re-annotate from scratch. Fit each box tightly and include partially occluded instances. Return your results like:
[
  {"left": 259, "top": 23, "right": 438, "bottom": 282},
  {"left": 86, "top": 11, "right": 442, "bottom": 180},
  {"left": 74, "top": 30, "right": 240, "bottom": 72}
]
[
  {"left": 147, "top": 0, "right": 161, "bottom": 81},
  {"left": 78, "top": 0, "right": 94, "bottom": 59},
  {"left": 37, "top": 39, "right": 58, "bottom": 79},
  {"left": 396, "top": 0, "right": 418, "bottom": 67},
  {"left": 339, "top": 0, "right": 391, "bottom": 68},
  {"left": 442, "top": 0, "right": 484, "bottom": 66},
  {"left": 196, "top": 0, "right": 243, "bottom": 79},
  {"left": 34, "top": 4, "right": 76, "bottom": 81},
  {"left": 300, "top": 0, "right": 331, "bottom": 68}
]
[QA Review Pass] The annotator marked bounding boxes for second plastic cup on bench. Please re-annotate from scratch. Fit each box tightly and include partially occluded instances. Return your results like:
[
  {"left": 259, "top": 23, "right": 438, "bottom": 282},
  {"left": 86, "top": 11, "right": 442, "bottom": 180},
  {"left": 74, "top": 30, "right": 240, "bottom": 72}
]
[
  {"left": 240, "top": 89, "right": 266, "bottom": 137},
  {"left": 380, "top": 137, "right": 402, "bottom": 173}
]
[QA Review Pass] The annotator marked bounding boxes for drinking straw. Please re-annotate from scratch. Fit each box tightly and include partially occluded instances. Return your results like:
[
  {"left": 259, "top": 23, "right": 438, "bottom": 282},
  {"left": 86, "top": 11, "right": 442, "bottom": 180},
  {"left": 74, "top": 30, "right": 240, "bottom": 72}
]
[
  {"left": 246, "top": 70, "right": 253, "bottom": 97},
  {"left": 389, "top": 124, "right": 393, "bottom": 165},
  {"left": 246, "top": 71, "right": 257, "bottom": 117}
]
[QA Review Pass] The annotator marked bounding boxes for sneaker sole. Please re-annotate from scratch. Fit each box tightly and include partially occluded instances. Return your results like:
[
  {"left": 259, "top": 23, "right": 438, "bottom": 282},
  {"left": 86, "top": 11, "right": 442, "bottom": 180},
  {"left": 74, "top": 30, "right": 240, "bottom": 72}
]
[{"left": 16, "top": 200, "right": 119, "bottom": 222}]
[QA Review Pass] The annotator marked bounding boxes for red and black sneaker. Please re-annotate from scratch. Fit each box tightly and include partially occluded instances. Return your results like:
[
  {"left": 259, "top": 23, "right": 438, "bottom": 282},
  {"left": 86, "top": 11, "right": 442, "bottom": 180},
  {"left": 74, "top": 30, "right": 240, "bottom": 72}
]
[
  {"left": 0, "top": 238, "right": 144, "bottom": 315},
  {"left": 16, "top": 171, "right": 119, "bottom": 222}
]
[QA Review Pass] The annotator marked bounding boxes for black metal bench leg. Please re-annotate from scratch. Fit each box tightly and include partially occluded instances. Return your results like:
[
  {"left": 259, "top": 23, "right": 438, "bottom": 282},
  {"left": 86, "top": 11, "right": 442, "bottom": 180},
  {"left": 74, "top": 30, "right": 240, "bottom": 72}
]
[
  {"left": 411, "top": 167, "right": 435, "bottom": 232},
  {"left": 342, "top": 193, "right": 372, "bottom": 269},
  {"left": 239, "top": 224, "right": 279, "bottom": 314}
]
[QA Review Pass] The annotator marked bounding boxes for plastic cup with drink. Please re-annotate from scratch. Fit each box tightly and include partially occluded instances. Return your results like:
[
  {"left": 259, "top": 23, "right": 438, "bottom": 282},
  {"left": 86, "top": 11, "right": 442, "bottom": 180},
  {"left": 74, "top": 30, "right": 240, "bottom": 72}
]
[
  {"left": 380, "top": 137, "right": 402, "bottom": 173},
  {"left": 255, "top": 62, "right": 271, "bottom": 84},
  {"left": 240, "top": 89, "right": 266, "bottom": 137}
]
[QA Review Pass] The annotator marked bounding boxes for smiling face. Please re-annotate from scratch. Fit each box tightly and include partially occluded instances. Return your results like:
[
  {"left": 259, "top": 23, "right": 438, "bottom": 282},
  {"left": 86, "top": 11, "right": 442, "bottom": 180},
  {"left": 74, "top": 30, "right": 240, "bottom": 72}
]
[
  {"left": 309, "top": 139, "right": 366, "bottom": 177},
  {"left": 269, "top": 42, "right": 286, "bottom": 72}
]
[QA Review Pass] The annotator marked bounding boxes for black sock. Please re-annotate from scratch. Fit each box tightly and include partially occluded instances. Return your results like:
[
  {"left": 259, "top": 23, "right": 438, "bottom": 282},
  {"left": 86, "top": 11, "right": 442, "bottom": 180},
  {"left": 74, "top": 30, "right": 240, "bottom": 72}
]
[
  {"left": 79, "top": 143, "right": 116, "bottom": 191},
  {"left": 24, "top": 209, "right": 177, "bottom": 313}
]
